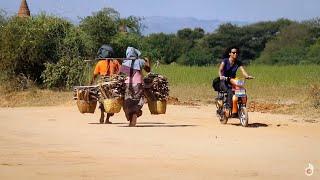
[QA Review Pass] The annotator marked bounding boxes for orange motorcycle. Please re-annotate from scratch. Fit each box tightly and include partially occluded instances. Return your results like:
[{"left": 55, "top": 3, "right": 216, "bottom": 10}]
[{"left": 215, "top": 77, "right": 253, "bottom": 127}]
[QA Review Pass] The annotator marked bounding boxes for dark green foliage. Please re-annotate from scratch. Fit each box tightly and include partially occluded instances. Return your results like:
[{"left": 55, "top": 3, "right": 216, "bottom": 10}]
[
  {"left": 0, "top": 14, "right": 71, "bottom": 82},
  {"left": 306, "top": 38, "right": 320, "bottom": 64},
  {"left": 181, "top": 46, "right": 213, "bottom": 66},
  {"left": 1, "top": 6, "right": 320, "bottom": 91},
  {"left": 79, "top": 8, "right": 119, "bottom": 50},
  {"left": 142, "top": 33, "right": 186, "bottom": 64},
  {"left": 111, "top": 33, "right": 143, "bottom": 57},
  {"left": 79, "top": 8, "right": 143, "bottom": 52},
  {"left": 256, "top": 23, "right": 314, "bottom": 65},
  {"left": 206, "top": 19, "right": 293, "bottom": 64},
  {"left": 60, "top": 27, "right": 95, "bottom": 59},
  {"left": 41, "top": 57, "right": 87, "bottom": 89}
]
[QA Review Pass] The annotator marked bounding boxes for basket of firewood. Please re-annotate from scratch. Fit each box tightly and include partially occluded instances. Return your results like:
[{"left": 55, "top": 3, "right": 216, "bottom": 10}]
[
  {"left": 98, "top": 75, "right": 126, "bottom": 113},
  {"left": 144, "top": 73, "right": 169, "bottom": 115},
  {"left": 74, "top": 87, "right": 98, "bottom": 113},
  {"left": 103, "top": 97, "right": 123, "bottom": 113}
]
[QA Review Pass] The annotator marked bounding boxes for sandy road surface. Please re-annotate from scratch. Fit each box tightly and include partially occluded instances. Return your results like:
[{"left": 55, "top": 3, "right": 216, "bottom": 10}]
[{"left": 0, "top": 104, "right": 319, "bottom": 180}]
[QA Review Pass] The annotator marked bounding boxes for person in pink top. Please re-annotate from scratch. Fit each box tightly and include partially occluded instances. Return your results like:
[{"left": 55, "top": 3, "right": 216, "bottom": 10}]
[{"left": 120, "top": 47, "right": 151, "bottom": 127}]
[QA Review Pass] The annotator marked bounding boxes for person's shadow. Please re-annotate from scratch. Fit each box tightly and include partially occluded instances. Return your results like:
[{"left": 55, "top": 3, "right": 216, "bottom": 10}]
[
  {"left": 89, "top": 121, "right": 196, "bottom": 128},
  {"left": 131, "top": 124, "right": 196, "bottom": 128},
  {"left": 230, "top": 123, "right": 269, "bottom": 128}
]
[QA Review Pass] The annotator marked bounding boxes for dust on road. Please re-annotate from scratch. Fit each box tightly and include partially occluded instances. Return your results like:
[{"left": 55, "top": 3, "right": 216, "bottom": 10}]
[{"left": 0, "top": 104, "right": 319, "bottom": 180}]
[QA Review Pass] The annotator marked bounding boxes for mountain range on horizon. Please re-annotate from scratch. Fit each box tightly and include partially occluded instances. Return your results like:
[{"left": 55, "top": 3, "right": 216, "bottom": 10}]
[
  {"left": 66, "top": 16, "right": 249, "bottom": 35},
  {"left": 140, "top": 16, "right": 249, "bottom": 35}
]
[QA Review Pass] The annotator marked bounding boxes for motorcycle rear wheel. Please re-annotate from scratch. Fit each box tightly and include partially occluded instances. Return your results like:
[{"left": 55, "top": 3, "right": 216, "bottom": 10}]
[
  {"left": 239, "top": 107, "right": 248, "bottom": 127},
  {"left": 219, "top": 107, "right": 228, "bottom": 124}
]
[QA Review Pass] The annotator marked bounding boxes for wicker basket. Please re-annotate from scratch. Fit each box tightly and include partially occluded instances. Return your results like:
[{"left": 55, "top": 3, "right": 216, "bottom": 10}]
[
  {"left": 76, "top": 100, "right": 97, "bottom": 114},
  {"left": 148, "top": 100, "right": 167, "bottom": 114},
  {"left": 103, "top": 97, "right": 123, "bottom": 113}
]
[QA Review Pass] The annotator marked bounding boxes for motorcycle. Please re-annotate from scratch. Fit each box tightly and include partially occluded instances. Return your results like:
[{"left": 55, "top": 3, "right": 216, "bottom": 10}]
[{"left": 215, "top": 77, "right": 252, "bottom": 127}]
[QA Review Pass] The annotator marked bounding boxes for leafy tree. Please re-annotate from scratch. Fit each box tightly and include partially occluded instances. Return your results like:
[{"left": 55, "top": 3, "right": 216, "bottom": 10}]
[
  {"left": 79, "top": 8, "right": 119, "bottom": 50},
  {"left": 111, "top": 33, "right": 143, "bottom": 57},
  {"left": 117, "top": 16, "right": 144, "bottom": 35},
  {"left": 59, "top": 26, "right": 95, "bottom": 59},
  {"left": 305, "top": 38, "right": 320, "bottom": 64},
  {"left": 80, "top": 7, "right": 143, "bottom": 53},
  {"left": 206, "top": 19, "right": 292, "bottom": 64},
  {"left": 143, "top": 33, "right": 187, "bottom": 64},
  {"left": 0, "top": 14, "right": 71, "bottom": 82},
  {"left": 193, "top": 27, "right": 205, "bottom": 39},
  {"left": 181, "top": 45, "right": 213, "bottom": 66},
  {"left": 177, "top": 28, "right": 194, "bottom": 40},
  {"left": 256, "top": 23, "right": 312, "bottom": 65}
]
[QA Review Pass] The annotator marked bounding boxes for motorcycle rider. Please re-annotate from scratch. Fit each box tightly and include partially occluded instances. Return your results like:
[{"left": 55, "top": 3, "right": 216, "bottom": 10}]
[{"left": 218, "top": 46, "right": 254, "bottom": 117}]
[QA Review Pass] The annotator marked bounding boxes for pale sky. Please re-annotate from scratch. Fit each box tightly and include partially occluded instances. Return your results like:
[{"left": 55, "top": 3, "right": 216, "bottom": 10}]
[{"left": 1, "top": 0, "right": 319, "bottom": 22}]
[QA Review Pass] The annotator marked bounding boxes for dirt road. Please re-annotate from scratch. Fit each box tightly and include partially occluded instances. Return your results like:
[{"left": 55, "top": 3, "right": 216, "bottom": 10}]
[{"left": 0, "top": 104, "right": 319, "bottom": 179}]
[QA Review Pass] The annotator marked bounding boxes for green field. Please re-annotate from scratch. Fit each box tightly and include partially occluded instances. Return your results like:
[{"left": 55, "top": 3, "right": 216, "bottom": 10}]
[
  {"left": 153, "top": 64, "right": 320, "bottom": 106},
  {"left": 1, "top": 64, "right": 319, "bottom": 115}
]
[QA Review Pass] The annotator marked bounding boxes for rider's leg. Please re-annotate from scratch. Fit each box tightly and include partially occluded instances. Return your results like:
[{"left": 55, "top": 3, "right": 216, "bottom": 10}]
[
  {"left": 220, "top": 80, "right": 232, "bottom": 108},
  {"left": 226, "top": 88, "right": 233, "bottom": 108}
]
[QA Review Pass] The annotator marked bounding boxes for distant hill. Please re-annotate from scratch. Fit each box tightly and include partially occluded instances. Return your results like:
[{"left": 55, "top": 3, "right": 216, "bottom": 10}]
[
  {"left": 66, "top": 15, "right": 249, "bottom": 35},
  {"left": 141, "top": 16, "right": 249, "bottom": 35}
]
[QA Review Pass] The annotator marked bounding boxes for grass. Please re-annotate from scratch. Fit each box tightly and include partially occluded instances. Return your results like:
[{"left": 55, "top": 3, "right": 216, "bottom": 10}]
[
  {"left": 1, "top": 64, "right": 319, "bottom": 116},
  {"left": 0, "top": 87, "right": 73, "bottom": 107},
  {"left": 153, "top": 64, "right": 320, "bottom": 116}
]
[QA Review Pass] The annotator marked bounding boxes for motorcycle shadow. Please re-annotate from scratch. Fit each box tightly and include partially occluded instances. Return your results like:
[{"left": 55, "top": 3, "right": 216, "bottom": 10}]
[{"left": 230, "top": 123, "right": 269, "bottom": 128}]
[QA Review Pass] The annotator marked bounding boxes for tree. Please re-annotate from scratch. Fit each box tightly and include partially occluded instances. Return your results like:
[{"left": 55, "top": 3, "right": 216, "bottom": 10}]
[
  {"left": 111, "top": 33, "right": 143, "bottom": 57},
  {"left": 117, "top": 16, "right": 144, "bottom": 35},
  {"left": 177, "top": 28, "right": 193, "bottom": 40},
  {"left": 256, "top": 23, "right": 312, "bottom": 65},
  {"left": 79, "top": 8, "right": 119, "bottom": 50},
  {"left": 305, "top": 38, "right": 320, "bottom": 64},
  {"left": 0, "top": 14, "right": 72, "bottom": 81},
  {"left": 206, "top": 19, "right": 293, "bottom": 64},
  {"left": 142, "top": 33, "right": 187, "bottom": 64}
]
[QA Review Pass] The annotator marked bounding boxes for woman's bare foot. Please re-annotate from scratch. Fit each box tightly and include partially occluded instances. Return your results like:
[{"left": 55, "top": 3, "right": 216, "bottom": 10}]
[{"left": 129, "top": 114, "right": 137, "bottom": 127}]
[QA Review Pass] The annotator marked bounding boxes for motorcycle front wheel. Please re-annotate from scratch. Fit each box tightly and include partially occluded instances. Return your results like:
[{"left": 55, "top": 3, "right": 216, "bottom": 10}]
[{"left": 239, "top": 107, "right": 248, "bottom": 127}]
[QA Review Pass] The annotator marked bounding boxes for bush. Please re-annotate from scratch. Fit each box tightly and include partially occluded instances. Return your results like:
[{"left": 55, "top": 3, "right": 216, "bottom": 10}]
[
  {"left": 59, "top": 26, "right": 95, "bottom": 59},
  {"left": 41, "top": 57, "right": 87, "bottom": 89},
  {"left": 182, "top": 46, "right": 213, "bottom": 66},
  {"left": 0, "top": 14, "right": 72, "bottom": 82}
]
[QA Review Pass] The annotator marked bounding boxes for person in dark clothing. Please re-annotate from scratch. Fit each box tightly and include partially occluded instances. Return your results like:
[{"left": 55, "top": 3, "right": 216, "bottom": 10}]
[{"left": 218, "top": 47, "right": 254, "bottom": 116}]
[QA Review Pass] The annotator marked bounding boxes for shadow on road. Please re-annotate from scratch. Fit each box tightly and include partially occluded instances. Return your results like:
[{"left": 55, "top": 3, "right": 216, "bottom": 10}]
[
  {"left": 231, "top": 123, "right": 269, "bottom": 128},
  {"left": 88, "top": 122, "right": 167, "bottom": 125},
  {"left": 119, "top": 123, "right": 197, "bottom": 128},
  {"left": 88, "top": 122, "right": 196, "bottom": 127}
]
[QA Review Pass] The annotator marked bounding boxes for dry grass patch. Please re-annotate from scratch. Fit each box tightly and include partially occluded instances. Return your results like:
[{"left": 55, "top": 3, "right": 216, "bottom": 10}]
[{"left": 0, "top": 88, "right": 73, "bottom": 107}]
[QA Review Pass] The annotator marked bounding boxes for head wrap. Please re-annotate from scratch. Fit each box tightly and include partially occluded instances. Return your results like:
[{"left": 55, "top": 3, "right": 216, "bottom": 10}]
[{"left": 126, "top": 47, "right": 141, "bottom": 58}]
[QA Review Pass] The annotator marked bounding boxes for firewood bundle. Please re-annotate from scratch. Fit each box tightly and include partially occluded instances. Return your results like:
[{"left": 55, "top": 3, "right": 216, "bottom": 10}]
[
  {"left": 144, "top": 73, "right": 169, "bottom": 101},
  {"left": 73, "top": 87, "right": 99, "bottom": 101},
  {"left": 97, "top": 75, "right": 126, "bottom": 99}
]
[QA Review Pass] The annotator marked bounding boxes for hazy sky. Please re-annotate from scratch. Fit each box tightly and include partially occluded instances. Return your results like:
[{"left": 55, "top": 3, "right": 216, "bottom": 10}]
[{"left": 1, "top": 0, "right": 319, "bottom": 22}]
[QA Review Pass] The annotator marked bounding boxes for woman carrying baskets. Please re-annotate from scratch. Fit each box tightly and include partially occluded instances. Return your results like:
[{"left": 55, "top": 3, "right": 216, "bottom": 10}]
[
  {"left": 120, "top": 47, "right": 151, "bottom": 127},
  {"left": 90, "top": 45, "right": 121, "bottom": 124}
]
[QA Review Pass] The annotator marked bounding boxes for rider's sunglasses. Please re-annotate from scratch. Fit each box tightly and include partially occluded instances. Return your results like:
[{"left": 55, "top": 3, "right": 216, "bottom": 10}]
[{"left": 231, "top": 51, "right": 238, "bottom": 54}]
